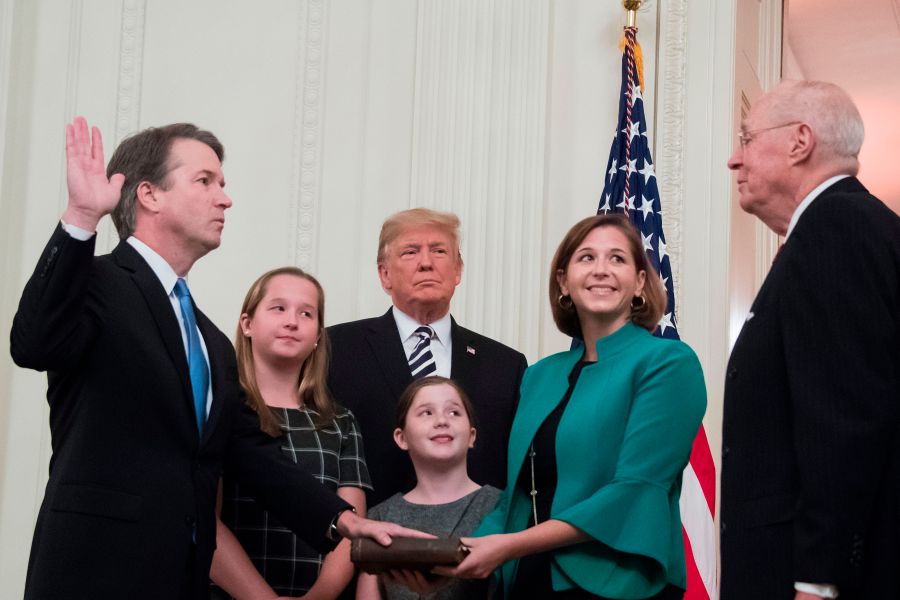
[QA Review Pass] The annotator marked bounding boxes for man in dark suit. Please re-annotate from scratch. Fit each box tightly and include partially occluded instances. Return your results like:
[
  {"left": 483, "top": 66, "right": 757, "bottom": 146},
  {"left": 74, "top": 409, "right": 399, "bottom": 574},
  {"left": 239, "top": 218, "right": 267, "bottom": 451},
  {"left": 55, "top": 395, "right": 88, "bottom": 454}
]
[
  {"left": 721, "top": 81, "right": 900, "bottom": 600},
  {"left": 328, "top": 208, "right": 527, "bottom": 505},
  {"left": 9, "top": 118, "right": 421, "bottom": 599}
]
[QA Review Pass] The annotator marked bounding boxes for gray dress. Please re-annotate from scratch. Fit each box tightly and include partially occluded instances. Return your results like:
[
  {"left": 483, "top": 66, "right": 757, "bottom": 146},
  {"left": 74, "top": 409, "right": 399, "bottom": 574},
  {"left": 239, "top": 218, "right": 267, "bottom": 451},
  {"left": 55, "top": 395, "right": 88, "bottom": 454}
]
[{"left": 368, "top": 485, "right": 501, "bottom": 600}]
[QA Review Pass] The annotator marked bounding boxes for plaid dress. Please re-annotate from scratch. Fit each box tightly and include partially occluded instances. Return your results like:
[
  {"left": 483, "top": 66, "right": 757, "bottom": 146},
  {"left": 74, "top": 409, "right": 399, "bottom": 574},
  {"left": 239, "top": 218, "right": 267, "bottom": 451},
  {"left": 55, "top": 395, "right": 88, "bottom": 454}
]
[{"left": 215, "top": 406, "right": 372, "bottom": 597}]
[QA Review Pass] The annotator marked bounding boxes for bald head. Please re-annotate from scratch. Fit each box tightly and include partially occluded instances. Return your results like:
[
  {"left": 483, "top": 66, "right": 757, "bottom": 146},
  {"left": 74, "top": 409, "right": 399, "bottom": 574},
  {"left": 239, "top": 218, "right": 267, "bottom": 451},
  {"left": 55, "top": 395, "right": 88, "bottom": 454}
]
[
  {"left": 762, "top": 80, "right": 864, "bottom": 174},
  {"left": 728, "top": 80, "right": 867, "bottom": 234}
]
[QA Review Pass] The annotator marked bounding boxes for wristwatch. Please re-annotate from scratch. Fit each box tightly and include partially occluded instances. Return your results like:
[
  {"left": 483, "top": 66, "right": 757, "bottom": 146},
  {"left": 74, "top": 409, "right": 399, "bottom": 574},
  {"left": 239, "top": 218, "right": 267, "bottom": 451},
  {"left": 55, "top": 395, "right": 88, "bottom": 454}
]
[{"left": 326, "top": 506, "right": 356, "bottom": 542}]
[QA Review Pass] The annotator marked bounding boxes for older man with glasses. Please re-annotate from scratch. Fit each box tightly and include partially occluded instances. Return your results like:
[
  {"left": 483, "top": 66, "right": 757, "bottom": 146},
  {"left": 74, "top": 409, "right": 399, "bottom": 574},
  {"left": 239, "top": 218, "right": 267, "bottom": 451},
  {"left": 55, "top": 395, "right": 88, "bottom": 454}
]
[{"left": 720, "top": 81, "right": 900, "bottom": 600}]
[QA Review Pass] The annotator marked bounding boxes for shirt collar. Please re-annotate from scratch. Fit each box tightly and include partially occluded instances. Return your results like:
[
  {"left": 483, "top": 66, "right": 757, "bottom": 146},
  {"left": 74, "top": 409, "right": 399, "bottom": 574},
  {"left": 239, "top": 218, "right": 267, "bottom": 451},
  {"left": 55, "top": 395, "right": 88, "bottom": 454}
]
[
  {"left": 391, "top": 306, "right": 452, "bottom": 346},
  {"left": 785, "top": 174, "right": 850, "bottom": 239},
  {"left": 127, "top": 236, "right": 182, "bottom": 295}
]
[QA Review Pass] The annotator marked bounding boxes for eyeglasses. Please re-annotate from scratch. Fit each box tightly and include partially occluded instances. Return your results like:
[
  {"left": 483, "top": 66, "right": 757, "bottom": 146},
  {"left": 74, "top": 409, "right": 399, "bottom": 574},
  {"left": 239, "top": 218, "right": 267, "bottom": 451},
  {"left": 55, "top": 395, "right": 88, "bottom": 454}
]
[{"left": 737, "top": 121, "right": 802, "bottom": 147}]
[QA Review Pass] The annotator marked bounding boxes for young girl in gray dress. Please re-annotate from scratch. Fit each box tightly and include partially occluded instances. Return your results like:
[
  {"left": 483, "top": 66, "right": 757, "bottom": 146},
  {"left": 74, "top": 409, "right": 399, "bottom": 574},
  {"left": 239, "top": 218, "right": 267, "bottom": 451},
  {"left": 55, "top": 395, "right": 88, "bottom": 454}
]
[{"left": 357, "top": 376, "right": 500, "bottom": 600}]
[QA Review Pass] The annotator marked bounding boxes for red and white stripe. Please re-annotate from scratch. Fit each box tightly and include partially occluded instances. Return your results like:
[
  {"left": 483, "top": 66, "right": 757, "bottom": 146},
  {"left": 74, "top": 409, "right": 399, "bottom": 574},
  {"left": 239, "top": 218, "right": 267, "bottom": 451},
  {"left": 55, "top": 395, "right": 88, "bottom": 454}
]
[{"left": 680, "top": 424, "right": 717, "bottom": 600}]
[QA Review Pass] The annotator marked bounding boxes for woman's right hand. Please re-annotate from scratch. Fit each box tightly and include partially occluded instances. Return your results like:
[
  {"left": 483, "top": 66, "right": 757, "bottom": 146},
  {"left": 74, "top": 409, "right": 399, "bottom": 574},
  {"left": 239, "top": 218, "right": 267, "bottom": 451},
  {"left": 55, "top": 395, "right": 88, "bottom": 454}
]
[{"left": 434, "top": 534, "right": 512, "bottom": 580}]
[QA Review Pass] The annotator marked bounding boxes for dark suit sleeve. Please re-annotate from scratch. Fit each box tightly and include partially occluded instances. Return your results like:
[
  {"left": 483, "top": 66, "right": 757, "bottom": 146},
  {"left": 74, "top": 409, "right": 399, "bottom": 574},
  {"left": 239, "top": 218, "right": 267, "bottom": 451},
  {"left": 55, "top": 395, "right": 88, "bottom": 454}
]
[
  {"left": 10, "top": 224, "right": 101, "bottom": 371},
  {"left": 223, "top": 402, "right": 351, "bottom": 553},
  {"left": 780, "top": 196, "right": 900, "bottom": 582}
]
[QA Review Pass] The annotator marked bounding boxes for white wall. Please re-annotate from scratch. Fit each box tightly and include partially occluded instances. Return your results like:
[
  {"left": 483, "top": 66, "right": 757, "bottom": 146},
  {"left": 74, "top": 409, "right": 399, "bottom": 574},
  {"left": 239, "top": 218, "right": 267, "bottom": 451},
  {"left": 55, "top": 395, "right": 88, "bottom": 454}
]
[{"left": 0, "top": 0, "right": 743, "bottom": 595}]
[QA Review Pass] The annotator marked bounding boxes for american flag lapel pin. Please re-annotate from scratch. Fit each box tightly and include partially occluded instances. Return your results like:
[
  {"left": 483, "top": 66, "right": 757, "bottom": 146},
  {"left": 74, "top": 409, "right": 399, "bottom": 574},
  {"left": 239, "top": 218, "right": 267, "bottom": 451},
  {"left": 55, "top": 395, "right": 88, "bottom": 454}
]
[{"left": 466, "top": 345, "right": 476, "bottom": 356}]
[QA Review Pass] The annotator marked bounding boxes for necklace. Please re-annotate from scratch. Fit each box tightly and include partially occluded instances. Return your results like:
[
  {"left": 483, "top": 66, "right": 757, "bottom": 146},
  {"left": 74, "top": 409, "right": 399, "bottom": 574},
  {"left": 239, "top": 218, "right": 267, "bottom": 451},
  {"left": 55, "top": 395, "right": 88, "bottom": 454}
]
[{"left": 528, "top": 443, "right": 539, "bottom": 526}]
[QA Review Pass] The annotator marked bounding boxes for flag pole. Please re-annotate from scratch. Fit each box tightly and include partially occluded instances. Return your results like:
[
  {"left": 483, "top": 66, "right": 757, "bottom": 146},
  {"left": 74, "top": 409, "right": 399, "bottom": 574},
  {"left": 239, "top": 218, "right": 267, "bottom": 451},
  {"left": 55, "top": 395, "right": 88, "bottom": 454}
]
[
  {"left": 623, "top": 0, "right": 642, "bottom": 28},
  {"left": 620, "top": 0, "right": 642, "bottom": 208}
]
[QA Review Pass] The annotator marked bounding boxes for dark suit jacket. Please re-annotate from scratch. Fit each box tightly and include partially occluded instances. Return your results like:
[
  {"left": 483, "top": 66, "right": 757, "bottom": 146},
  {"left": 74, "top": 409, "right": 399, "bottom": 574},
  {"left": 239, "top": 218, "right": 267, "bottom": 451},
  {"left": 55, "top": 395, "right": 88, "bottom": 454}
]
[
  {"left": 327, "top": 309, "right": 527, "bottom": 505},
  {"left": 720, "top": 177, "right": 900, "bottom": 599},
  {"left": 10, "top": 226, "right": 348, "bottom": 600}
]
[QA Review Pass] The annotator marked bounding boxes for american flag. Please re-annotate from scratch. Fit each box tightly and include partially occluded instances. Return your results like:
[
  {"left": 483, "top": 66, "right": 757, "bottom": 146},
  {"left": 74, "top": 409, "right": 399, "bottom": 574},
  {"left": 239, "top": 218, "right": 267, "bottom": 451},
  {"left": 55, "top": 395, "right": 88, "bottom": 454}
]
[{"left": 599, "top": 27, "right": 718, "bottom": 600}]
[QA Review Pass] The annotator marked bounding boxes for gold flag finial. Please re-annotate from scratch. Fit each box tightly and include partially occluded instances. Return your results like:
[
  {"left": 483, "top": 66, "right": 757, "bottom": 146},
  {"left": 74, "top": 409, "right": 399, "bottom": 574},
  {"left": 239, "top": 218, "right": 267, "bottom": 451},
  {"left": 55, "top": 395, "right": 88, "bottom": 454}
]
[{"left": 623, "top": 0, "right": 642, "bottom": 28}]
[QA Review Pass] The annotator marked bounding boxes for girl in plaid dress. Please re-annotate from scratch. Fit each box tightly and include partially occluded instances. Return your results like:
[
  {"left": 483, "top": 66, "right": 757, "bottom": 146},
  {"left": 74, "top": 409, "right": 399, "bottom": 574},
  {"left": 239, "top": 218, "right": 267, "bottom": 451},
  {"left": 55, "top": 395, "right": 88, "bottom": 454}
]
[{"left": 211, "top": 267, "right": 372, "bottom": 599}]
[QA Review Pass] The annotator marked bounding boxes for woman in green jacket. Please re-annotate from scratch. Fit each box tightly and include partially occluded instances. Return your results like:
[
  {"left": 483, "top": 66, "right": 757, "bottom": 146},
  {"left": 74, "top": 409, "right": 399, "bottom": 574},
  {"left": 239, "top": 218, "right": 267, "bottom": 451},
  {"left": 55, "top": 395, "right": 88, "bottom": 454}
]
[{"left": 440, "top": 214, "right": 707, "bottom": 599}]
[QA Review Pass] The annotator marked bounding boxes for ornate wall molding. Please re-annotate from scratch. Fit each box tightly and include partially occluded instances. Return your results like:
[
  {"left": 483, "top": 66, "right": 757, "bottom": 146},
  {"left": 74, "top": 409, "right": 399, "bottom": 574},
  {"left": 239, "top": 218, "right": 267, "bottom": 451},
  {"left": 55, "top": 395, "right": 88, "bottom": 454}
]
[
  {"left": 114, "top": 0, "right": 145, "bottom": 143},
  {"left": 107, "top": 0, "right": 146, "bottom": 250},
  {"left": 291, "top": 0, "right": 326, "bottom": 269},
  {"left": 59, "top": 0, "right": 84, "bottom": 212},
  {"left": 0, "top": 0, "right": 15, "bottom": 202},
  {"left": 755, "top": 0, "right": 782, "bottom": 286},
  {"left": 655, "top": 0, "right": 688, "bottom": 323},
  {"left": 409, "top": 0, "right": 552, "bottom": 356}
]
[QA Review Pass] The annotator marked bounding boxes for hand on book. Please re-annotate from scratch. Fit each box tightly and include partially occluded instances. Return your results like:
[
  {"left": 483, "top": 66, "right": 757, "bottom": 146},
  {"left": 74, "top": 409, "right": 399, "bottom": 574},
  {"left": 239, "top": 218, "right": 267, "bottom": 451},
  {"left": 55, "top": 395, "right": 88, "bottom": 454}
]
[
  {"left": 337, "top": 510, "right": 435, "bottom": 546},
  {"left": 433, "top": 534, "right": 511, "bottom": 580},
  {"left": 351, "top": 537, "right": 467, "bottom": 574}
]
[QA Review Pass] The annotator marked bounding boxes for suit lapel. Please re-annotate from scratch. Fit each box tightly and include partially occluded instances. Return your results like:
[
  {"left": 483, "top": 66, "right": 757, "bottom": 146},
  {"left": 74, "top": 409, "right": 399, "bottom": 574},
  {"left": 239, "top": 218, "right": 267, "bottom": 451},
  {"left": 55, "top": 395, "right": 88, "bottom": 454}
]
[
  {"left": 196, "top": 310, "right": 226, "bottom": 442},
  {"left": 113, "top": 242, "right": 198, "bottom": 434},
  {"left": 732, "top": 179, "right": 865, "bottom": 353},
  {"left": 449, "top": 318, "right": 479, "bottom": 390},
  {"left": 366, "top": 309, "right": 413, "bottom": 401}
]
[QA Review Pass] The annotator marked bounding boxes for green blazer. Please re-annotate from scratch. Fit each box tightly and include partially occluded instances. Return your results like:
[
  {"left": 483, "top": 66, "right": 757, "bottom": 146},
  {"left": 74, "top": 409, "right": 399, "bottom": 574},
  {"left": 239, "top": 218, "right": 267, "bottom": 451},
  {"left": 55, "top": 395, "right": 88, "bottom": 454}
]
[{"left": 476, "top": 322, "right": 706, "bottom": 599}]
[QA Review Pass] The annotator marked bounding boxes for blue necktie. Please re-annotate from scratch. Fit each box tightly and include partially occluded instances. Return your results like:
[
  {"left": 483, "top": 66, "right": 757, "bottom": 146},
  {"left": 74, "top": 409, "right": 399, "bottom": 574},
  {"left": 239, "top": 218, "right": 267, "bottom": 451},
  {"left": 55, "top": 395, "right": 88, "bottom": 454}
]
[
  {"left": 408, "top": 325, "right": 437, "bottom": 379},
  {"left": 174, "top": 279, "right": 209, "bottom": 436}
]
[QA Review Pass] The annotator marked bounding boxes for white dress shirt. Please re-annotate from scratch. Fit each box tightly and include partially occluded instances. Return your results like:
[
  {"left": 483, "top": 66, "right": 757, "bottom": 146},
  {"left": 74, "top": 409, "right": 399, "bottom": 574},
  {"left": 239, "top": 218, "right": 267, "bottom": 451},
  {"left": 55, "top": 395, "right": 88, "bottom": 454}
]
[
  {"left": 391, "top": 306, "right": 452, "bottom": 378},
  {"left": 60, "top": 221, "right": 213, "bottom": 416},
  {"left": 785, "top": 174, "right": 850, "bottom": 239}
]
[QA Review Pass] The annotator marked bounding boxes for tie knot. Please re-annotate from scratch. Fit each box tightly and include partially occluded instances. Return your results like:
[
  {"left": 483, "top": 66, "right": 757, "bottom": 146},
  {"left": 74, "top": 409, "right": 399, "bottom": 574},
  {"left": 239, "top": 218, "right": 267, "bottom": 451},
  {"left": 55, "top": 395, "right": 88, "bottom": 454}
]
[
  {"left": 414, "top": 325, "right": 434, "bottom": 340},
  {"left": 174, "top": 278, "right": 191, "bottom": 299}
]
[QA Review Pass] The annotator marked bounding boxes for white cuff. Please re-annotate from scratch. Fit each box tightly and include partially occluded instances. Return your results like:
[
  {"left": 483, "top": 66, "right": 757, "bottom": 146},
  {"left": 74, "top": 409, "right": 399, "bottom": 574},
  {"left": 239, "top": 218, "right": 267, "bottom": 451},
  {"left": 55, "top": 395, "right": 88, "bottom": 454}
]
[
  {"left": 60, "top": 219, "right": 95, "bottom": 241},
  {"left": 795, "top": 581, "right": 839, "bottom": 598}
]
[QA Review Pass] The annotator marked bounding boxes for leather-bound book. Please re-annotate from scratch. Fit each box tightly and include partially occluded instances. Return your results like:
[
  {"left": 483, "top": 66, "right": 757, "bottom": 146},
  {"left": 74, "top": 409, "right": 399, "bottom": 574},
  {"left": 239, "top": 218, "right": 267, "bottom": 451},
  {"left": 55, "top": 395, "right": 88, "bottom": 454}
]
[{"left": 350, "top": 536, "right": 469, "bottom": 574}]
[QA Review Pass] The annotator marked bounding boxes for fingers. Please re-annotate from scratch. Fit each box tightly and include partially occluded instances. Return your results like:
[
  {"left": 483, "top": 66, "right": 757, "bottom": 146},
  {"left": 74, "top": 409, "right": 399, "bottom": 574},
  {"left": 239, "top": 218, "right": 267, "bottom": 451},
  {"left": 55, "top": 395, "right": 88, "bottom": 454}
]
[
  {"left": 91, "top": 125, "right": 104, "bottom": 162},
  {"left": 384, "top": 570, "right": 413, "bottom": 588},
  {"left": 393, "top": 525, "right": 436, "bottom": 539},
  {"left": 386, "top": 569, "right": 433, "bottom": 595},
  {"left": 66, "top": 117, "right": 98, "bottom": 162},
  {"left": 431, "top": 565, "right": 456, "bottom": 577},
  {"left": 65, "top": 123, "right": 75, "bottom": 154},
  {"left": 74, "top": 116, "right": 89, "bottom": 155},
  {"left": 372, "top": 529, "right": 393, "bottom": 547},
  {"left": 359, "top": 521, "right": 436, "bottom": 548}
]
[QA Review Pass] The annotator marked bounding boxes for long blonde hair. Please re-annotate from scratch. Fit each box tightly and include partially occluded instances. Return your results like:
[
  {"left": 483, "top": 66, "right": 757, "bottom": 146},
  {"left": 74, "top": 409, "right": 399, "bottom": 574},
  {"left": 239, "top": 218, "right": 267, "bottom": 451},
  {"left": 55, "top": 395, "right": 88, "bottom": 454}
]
[{"left": 234, "top": 267, "right": 335, "bottom": 436}]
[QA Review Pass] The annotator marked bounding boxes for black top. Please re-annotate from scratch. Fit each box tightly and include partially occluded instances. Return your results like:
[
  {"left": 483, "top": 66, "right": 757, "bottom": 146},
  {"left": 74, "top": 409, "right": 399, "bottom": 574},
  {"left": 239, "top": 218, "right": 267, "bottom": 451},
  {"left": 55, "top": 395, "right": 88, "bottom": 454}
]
[
  {"left": 517, "top": 359, "right": 593, "bottom": 525},
  {"left": 510, "top": 359, "right": 593, "bottom": 596},
  {"left": 214, "top": 406, "right": 372, "bottom": 598}
]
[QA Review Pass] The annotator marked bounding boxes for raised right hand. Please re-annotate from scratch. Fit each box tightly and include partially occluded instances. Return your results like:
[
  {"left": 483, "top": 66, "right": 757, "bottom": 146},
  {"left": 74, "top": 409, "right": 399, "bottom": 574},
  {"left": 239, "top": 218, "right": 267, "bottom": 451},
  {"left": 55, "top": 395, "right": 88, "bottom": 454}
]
[{"left": 62, "top": 116, "right": 125, "bottom": 231}]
